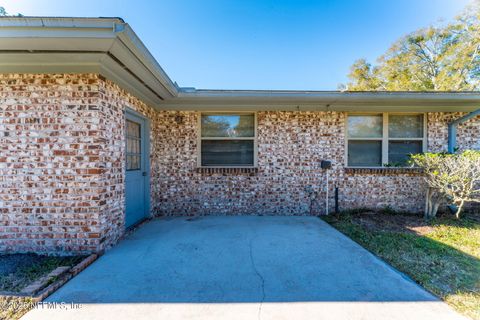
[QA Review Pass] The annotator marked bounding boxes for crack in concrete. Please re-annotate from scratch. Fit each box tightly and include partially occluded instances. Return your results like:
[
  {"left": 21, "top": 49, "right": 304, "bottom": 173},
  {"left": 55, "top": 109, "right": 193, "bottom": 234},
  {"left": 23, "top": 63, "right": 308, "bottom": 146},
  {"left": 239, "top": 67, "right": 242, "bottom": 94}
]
[{"left": 249, "top": 238, "right": 266, "bottom": 320}]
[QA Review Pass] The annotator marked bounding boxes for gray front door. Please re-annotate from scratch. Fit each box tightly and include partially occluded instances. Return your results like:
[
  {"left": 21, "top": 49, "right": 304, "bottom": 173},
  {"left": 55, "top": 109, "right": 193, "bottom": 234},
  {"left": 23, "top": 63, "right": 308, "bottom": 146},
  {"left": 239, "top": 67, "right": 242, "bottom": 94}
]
[{"left": 125, "top": 111, "right": 149, "bottom": 228}]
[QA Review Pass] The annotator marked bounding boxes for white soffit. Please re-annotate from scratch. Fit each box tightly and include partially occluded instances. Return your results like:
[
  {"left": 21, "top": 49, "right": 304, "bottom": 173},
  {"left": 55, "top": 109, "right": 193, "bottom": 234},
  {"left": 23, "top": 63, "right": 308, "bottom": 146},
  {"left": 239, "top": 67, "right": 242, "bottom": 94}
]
[
  {"left": 0, "top": 17, "right": 178, "bottom": 108},
  {"left": 0, "top": 17, "right": 479, "bottom": 112}
]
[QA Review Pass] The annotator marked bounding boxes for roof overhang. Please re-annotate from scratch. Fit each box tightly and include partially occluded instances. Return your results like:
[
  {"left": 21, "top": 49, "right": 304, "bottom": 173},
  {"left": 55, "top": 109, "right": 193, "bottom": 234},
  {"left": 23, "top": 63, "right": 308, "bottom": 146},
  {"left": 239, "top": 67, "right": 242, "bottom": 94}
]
[
  {"left": 0, "top": 17, "right": 179, "bottom": 107},
  {"left": 161, "top": 89, "right": 480, "bottom": 112},
  {"left": 0, "top": 17, "right": 479, "bottom": 112}
]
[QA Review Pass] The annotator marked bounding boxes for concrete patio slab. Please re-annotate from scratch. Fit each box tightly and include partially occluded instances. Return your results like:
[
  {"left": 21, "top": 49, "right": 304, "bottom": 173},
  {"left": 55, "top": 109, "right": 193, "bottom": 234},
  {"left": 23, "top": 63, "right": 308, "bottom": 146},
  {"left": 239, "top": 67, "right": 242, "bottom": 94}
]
[{"left": 22, "top": 216, "right": 466, "bottom": 320}]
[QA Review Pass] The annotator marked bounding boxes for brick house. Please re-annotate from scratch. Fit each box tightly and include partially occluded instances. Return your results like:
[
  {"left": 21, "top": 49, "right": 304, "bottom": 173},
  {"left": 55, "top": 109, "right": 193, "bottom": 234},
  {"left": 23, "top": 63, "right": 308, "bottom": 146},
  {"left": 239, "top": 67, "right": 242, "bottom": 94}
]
[{"left": 0, "top": 17, "right": 479, "bottom": 254}]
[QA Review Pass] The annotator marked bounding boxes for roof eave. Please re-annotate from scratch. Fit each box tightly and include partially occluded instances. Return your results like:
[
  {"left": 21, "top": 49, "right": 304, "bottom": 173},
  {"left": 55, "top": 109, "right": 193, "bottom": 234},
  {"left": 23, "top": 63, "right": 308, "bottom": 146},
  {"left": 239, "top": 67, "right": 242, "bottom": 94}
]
[
  {"left": 0, "top": 17, "right": 478, "bottom": 112},
  {"left": 0, "top": 16, "right": 179, "bottom": 107},
  {"left": 159, "top": 89, "right": 480, "bottom": 112}
]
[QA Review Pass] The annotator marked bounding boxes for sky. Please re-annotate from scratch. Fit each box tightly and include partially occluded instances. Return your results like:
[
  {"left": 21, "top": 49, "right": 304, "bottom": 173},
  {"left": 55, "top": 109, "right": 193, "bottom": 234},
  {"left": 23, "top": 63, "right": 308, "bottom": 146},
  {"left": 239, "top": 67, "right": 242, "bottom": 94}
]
[{"left": 0, "top": 0, "right": 473, "bottom": 90}]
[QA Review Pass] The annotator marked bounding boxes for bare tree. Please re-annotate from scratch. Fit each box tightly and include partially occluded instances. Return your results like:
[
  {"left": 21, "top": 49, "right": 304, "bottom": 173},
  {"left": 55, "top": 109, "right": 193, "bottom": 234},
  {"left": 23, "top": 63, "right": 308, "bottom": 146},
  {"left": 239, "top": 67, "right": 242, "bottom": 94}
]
[{"left": 411, "top": 151, "right": 480, "bottom": 219}]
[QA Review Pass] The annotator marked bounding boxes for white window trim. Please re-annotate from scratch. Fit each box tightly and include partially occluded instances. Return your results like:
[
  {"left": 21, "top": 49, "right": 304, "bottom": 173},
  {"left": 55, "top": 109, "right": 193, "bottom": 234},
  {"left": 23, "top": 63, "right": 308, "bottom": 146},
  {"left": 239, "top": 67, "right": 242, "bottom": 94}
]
[
  {"left": 345, "top": 112, "right": 427, "bottom": 168},
  {"left": 197, "top": 112, "right": 258, "bottom": 168}
]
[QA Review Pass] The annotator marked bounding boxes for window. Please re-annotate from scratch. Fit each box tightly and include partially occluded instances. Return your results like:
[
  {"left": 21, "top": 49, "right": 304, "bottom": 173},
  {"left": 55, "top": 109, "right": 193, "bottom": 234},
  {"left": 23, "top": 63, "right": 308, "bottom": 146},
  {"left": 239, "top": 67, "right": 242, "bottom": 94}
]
[
  {"left": 347, "top": 115, "right": 383, "bottom": 167},
  {"left": 388, "top": 114, "right": 424, "bottom": 165},
  {"left": 126, "top": 119, "right": 141, "bottom": 170},
  {"left": 347, "top": 113, "right": 425, "bottom": 167},
  {"left": 199, "top": 113, "right": 256, "bottom": 167}
]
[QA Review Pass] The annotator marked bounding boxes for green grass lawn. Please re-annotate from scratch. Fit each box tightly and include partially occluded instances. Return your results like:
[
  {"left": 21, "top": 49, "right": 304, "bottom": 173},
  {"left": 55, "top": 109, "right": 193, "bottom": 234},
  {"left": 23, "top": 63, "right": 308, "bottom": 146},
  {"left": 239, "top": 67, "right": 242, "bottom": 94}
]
[{"left": 322, "top": 211, "right": 480, "bottom": 320}]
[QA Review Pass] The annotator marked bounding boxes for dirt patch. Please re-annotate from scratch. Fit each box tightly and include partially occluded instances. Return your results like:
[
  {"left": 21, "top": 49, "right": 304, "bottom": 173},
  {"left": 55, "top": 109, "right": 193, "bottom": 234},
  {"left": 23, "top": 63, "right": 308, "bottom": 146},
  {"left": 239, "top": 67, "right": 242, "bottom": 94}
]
[
  {"left": 0, "top": 254, "right": 85, "bottom": 293},
  {"left": 0, "top": 254, "right": 96, "bottom": 320},
  {"left": 339, "top": 211, "right": 480, "bottom": 236},
  {"left": 468, "top": 214, "right": 480, "bottom": 223},
  {"left": 345, "top": 212, "right": 434, "bottom": 235}
]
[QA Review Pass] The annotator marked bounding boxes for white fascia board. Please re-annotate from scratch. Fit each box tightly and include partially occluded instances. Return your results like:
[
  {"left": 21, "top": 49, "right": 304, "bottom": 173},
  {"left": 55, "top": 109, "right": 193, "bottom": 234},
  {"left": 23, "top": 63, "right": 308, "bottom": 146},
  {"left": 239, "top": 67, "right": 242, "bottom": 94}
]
[
  {"left": 99, "top": 54, "right": 164, "bottom": 106},
  {"left": 0, "top": 18, "right": 117, "bottom": 49},
  {"left": 160, "top": 90, "right": 480, "bottom": 111},
  {"left": 115, "top": 25, "right": 178, "bottom": 97},
  {"left": 107, "top": 39, "right": 173, "bottom": 100},
  {"left": 0, "top": 17, "right": 479, "bottom": 112},
  {"left": 0, "top": 17, "right": 178, "bottom": 101},
  {"left": 156, "top": 103, "right": 480, "bottom": 112},
  {"left": 0, "top": 17, "right": 121, "bottom": 29},
  {"left": 177, "top": 89, "right": 480, "bottom": 101}
]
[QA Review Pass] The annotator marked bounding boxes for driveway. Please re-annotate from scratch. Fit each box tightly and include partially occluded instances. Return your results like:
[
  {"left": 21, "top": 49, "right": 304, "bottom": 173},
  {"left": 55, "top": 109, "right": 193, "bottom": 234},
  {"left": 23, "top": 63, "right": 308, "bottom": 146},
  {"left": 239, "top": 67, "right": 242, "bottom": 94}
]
[{"left": 23, "top": 216, "right": 465, "bottom": 320}]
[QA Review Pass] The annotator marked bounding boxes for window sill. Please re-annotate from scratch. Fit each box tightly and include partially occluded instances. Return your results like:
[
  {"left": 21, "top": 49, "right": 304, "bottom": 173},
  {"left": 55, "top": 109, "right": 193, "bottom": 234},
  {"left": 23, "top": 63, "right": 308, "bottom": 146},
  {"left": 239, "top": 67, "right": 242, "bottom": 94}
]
[
  {"left": 196, "top": 167, "right": 258, "bottom": 174},
  {"left": 344, "top": 167, "right": 423, "bottom": 175}
]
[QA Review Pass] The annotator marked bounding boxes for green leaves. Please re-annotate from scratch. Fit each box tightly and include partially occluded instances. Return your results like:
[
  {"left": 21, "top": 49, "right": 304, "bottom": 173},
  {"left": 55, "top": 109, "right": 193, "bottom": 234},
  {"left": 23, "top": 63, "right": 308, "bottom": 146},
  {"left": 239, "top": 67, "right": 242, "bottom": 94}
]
[{"left": 344, "top": 1, "right": 480, "bottom": 91}]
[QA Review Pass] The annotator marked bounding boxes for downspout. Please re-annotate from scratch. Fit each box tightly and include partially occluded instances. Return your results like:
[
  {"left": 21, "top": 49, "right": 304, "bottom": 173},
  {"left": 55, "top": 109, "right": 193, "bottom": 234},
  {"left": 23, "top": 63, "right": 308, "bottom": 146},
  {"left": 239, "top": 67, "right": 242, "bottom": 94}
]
[{"left": 447, "top": 109, "right": 480, "bottom": 153}]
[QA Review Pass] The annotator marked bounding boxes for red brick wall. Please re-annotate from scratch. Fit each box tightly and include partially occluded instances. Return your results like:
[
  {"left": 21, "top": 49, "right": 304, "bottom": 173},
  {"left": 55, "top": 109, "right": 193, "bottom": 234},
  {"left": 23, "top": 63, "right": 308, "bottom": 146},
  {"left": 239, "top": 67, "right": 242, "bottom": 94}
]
[
  {"left": 428, "top": 112, "right": 480, "bottom": 152},
  {"left": 1, "top": 73, "right": 479, "bottom": 254},
  {"left": 96, "top": 78, "right": 157, "bottom": 252},
  {"left": 150, "top": 111, "right": 429, "bottom": 215},
  {"left": 149, "top": 111, "right": 479, "bottom": 216},
  {"left": 0, "top": 74, "right": 108, "bottom": 253},
  {"left": 0, "top": 74, "right": 157, "bottom": 254}
]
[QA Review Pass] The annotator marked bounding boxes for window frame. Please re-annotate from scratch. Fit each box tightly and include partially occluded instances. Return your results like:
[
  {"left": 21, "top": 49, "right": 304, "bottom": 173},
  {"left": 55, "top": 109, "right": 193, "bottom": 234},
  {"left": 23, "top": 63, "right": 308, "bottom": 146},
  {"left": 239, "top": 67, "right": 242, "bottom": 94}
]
[
  {"left": 126, "top": 119, "right": 142, "bottom": 171},
  {"left": 345, "top": 112, "right": 427, "bottom": 168},
  {"left": 197, "top": 112, "right": 258, "bottom": 168}
]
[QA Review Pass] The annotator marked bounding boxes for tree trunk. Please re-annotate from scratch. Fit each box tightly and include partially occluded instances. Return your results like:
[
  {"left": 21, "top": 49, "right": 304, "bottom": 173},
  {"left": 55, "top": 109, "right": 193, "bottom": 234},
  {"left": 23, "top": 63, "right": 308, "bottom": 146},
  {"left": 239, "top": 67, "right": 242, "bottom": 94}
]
[
  {"left": 424, "top": 188, "right": 442, "bottom": 219},
  {"left": 455, "top": 200, "right": 465, "bottom": 219},
  {"left": 432, "top": 201, "right": 440, "bottom": 218},
  {"left": 425, "top": 188, "right": 433, "bottom": 219}
]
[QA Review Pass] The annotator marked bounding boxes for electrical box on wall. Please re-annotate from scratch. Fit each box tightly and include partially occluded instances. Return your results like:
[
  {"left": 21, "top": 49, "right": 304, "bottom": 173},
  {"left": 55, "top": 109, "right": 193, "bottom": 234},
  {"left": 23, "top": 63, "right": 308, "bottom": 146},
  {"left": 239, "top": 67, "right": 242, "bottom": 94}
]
[{"left": 320, "top": 160, "right": 332, "bottom": 169}]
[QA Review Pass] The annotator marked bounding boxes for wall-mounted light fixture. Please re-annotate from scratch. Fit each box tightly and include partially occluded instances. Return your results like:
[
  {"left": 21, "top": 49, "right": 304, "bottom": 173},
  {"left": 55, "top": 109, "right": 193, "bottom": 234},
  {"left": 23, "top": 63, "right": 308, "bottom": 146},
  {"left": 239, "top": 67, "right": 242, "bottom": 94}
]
[{"left": 174, "top": 114, "right": 184, "bottom": 124}]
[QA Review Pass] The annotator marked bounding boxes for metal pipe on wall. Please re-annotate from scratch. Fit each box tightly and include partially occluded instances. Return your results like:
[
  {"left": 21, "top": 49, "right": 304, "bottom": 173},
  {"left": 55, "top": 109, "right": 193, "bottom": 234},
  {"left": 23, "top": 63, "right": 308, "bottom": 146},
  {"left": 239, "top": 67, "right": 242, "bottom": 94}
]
[{"left": 448, "top": 109, "right": 480, "bottom": 153}]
